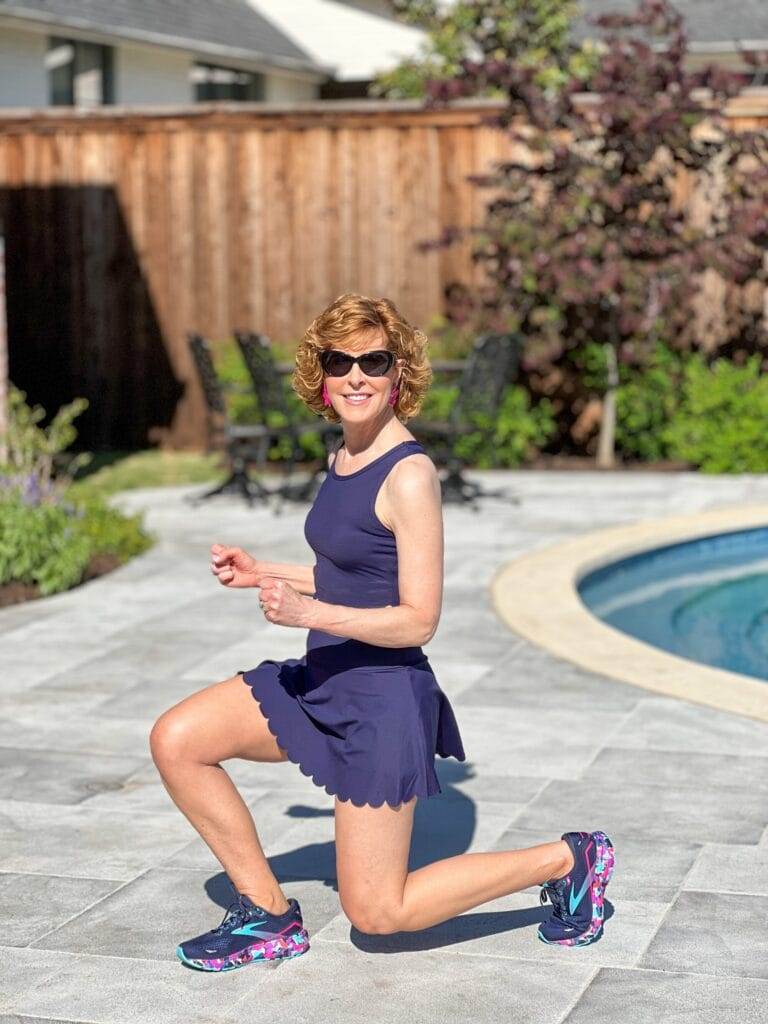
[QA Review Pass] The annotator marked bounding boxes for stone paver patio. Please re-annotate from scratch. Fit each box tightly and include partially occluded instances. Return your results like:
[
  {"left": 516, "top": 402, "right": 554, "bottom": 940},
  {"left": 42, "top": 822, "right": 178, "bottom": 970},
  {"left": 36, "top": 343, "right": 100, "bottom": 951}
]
[{"left": 1, "top": 469, "right": 767, "bottom": 1024}]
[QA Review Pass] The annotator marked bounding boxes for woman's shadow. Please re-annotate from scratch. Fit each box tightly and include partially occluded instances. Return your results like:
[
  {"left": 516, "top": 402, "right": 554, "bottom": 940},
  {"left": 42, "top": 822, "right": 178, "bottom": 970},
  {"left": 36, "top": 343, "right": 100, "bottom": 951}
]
[{"left": 203, "top": 760, "right": 614, "bottom": 953}]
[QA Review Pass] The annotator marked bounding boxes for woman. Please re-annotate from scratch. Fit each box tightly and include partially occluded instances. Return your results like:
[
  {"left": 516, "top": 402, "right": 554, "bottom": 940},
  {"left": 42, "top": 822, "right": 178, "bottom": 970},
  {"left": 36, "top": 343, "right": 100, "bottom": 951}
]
[{"left": 150, "top": 293, "right": 614, "bottom": 972}]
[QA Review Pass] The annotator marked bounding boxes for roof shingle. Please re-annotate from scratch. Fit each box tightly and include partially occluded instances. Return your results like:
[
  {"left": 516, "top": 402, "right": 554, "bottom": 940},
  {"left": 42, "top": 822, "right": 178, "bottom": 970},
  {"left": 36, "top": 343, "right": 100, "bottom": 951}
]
[{"left": 0, "top": 0, "right": 330, "bottom": 72}]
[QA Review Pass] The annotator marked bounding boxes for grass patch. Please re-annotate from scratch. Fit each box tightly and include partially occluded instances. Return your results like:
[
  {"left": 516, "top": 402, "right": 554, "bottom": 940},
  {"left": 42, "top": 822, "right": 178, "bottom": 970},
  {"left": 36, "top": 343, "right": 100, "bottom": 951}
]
[{"left": 69, "top": 449, "right": 227, "bottom": 500}]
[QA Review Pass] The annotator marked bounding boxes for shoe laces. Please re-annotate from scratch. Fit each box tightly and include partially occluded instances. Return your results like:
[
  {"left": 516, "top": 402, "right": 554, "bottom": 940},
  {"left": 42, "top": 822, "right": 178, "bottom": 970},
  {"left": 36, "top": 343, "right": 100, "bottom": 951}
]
[
  {"left": 213, "top": 895, "right": 267, "bottom": 936},
  {"left": 540, "top": 877, "right": 569, "bottom": 920}
]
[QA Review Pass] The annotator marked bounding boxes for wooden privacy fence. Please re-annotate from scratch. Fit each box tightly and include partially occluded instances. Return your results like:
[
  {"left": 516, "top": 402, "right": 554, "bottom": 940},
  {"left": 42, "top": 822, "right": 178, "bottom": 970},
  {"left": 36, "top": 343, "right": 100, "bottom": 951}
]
[{"left": 0, "top": 94, "right": 766, "bottom": 450}]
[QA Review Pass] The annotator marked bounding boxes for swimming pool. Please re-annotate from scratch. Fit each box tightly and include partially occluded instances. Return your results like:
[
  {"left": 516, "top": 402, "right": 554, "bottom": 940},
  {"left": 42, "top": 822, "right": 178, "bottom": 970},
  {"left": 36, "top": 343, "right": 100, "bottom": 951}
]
[{"left": 578, "top": 526, "right": 768, "bottom": 683}]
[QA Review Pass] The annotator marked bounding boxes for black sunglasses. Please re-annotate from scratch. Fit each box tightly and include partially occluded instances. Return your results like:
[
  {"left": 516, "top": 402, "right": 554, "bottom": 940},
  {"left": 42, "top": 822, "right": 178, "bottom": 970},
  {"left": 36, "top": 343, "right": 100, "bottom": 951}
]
[{"left": 320, "top": 349, "right": 396, "bottom": 377}]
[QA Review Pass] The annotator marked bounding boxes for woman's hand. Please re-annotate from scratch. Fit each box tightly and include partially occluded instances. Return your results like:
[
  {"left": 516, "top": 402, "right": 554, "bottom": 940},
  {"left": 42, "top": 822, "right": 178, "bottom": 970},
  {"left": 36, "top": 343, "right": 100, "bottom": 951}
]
[
  {"left": 258, "top": 577, "right": 312, "bottom": 628},
  {"left": 210, "top": 544, "right": 260, "bottom": 588}
]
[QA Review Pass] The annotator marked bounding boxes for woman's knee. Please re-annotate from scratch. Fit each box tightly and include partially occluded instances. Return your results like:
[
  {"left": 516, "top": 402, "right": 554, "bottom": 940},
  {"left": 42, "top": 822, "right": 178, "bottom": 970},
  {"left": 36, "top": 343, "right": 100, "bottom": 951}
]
[
  {"left": 340, "top": 895, "right": 403, "bottom": 935},
  {"left": 149, "top": 707, "right": 197, "bottom": 768}
]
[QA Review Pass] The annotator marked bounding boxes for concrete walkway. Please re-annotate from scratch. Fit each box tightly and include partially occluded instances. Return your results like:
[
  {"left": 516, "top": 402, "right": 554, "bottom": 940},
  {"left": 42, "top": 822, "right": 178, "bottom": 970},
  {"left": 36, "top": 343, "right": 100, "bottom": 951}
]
[{"left": 1, "top": 470, "right": 767, "bottom": 1024}]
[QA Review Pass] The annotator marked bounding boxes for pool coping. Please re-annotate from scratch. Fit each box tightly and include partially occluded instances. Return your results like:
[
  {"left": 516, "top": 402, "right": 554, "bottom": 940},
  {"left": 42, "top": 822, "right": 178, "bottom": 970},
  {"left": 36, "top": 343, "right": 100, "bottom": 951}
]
[{"left": 489, "top": 503, "right": 768, "bottom": 723}]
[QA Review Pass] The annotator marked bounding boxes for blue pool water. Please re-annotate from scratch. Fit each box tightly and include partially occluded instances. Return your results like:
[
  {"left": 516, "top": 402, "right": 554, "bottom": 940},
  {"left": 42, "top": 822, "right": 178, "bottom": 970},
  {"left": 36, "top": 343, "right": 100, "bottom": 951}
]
[{"left": 578, "top": 526, "right": 768, "bottom": 682}]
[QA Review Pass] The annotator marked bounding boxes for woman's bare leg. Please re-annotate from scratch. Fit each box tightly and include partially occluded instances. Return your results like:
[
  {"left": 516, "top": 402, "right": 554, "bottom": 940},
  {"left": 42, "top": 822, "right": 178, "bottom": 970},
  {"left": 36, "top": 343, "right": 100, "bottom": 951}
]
[
  {"left": 149, "top": 674, "right": 292, "bottom": 914},
  {"left": 334, "top": 797, "right": 575, "bottom": 934}
]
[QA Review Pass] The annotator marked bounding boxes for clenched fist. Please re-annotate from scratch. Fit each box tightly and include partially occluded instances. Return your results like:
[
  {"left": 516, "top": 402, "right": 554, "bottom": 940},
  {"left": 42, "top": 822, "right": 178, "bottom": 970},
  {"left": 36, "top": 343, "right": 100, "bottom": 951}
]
[
  {"left": 210, "top": 544, "right": 260, "bottom": 588},
  {"left": 258, "top": 577, "right": 311, "bottom": 628}
]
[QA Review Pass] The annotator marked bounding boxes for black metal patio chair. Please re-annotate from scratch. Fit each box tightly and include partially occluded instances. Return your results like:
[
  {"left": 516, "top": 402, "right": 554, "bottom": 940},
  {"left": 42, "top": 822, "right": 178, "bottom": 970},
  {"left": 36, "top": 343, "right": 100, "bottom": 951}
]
[
  {"left": 409, "top": 332, "right": 523, "bottom": 509},
  {"left": 234, "top": 330, "right": 341, "bottom": 513},
  {"left": 185, "top": 332, "right": 274, "bottom": 507}
]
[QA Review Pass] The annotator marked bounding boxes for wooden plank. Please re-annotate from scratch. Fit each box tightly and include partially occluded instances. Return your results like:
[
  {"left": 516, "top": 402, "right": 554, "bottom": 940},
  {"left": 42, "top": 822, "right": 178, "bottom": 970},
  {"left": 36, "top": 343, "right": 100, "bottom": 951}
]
[{"left": 0, "top": 101, "right": 764, "bottom": 448}]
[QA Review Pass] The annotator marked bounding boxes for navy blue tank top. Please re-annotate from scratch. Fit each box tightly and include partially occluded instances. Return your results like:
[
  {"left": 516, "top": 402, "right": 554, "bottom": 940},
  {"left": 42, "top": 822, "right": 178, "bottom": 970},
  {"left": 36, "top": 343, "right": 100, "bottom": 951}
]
[{"left": 303, "top": 439, "right": 428, "bottom": 677}]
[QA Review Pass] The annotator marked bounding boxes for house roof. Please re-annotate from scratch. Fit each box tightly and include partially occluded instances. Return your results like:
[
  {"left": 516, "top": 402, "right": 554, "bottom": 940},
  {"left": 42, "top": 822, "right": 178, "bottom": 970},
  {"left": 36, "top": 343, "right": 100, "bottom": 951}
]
[
  {"left": 574, "top": 1, "right": 768, "bottom": 51},
  {"left": 0, "top": 0, "right": 331, "bottom": 74},
  {"left": 247, "top": 0, "right": 427, "bottom": 81}
]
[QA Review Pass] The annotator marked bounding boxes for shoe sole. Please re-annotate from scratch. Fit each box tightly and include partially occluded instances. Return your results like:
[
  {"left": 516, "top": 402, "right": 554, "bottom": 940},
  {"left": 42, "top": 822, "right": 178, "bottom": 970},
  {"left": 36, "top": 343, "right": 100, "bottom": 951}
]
[
  {"left": 176, "top": 928, "right": 310, "bottom": 971},
  {"left": 538, "top": 831, "right": 615, "bottom": 948}
]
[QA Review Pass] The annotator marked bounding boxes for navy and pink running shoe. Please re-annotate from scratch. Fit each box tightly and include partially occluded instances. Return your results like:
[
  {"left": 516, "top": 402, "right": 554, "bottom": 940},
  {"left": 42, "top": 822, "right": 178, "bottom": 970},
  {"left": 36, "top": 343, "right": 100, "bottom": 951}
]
[
  {"left": 538, "top": 830, "right": 615, "bottom": 947},
  {"left": 176, "top": 892, "right": 309, "bottom": 971}
]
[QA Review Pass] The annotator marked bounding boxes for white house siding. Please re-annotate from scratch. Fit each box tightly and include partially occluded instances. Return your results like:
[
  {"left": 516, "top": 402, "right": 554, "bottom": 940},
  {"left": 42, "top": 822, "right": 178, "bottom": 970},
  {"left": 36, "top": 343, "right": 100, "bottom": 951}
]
[
  {"left": 114, "top": 44, "right": 192, "bottom": 105},
  {"left": 264, "top": 72, "right": 319, "bottom": 101},
  {"left": 0, "top": 24, "right": 47, "bottom": 107}
]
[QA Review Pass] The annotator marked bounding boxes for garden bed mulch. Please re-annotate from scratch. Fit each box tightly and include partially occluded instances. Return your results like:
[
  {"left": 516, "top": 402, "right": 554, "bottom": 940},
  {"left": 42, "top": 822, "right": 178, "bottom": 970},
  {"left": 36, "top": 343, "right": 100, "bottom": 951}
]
[{"left": 0, "top": 552, "right": 123, "bottom": 609}]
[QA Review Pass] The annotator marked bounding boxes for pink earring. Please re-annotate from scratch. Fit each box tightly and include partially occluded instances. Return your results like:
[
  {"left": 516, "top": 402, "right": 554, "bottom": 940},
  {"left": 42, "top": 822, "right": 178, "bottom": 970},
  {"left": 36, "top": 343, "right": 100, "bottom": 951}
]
[
  {"left": 388, "top": 382, "right": 400, "bottom": 407},
  {"left": 322, "top": 382, "right": 331, "bottom": 407}
]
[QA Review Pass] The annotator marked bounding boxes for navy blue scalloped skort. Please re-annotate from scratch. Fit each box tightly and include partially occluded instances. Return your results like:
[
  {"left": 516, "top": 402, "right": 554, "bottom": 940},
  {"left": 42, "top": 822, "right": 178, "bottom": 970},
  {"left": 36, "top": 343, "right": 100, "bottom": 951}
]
[{"left": 238, "top": 439, "right": 466, "bottom": 809}]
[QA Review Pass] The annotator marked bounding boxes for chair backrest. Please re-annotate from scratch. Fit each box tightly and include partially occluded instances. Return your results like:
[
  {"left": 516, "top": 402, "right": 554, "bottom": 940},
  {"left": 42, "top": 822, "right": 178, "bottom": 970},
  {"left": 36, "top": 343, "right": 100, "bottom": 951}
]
[
  {"left": 234, "top": 331, "right": 292, "bottom": 421},
  {"left": 188, "top": 332, "right": 226, "bottom": 415},
  {"left": 450, "top": 332, "right": 522, "bottom": 428}
]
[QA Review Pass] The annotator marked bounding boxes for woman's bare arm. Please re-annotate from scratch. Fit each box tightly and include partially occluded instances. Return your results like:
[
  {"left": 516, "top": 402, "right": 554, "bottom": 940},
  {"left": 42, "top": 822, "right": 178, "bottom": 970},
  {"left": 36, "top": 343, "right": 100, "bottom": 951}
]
[
  {"left": 254, "top": 561, "right": 316, "bottom": 596},
  {"left": 300, "top": 455, "right": 443, "bottom": 647}
]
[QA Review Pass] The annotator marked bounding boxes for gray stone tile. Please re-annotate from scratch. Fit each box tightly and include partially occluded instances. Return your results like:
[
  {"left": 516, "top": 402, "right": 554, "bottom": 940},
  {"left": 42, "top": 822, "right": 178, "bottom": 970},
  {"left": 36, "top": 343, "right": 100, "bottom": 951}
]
[
  {"left": 639, "top": 892, "right": 768, "bottom": 979},
  {"left": 31, "top": 868, "right": 339, "bottom": 960},
  {"left": 0, "top": 948, "right": 79, "bottom": 1014},
  {"left": 564, "top": 967, "right": 768, "bottom": 1024},
  {"left": 80, "top": 777, "right": 268, "bottom": 815},
  {"left": 94, "top": 675, "right": 221, "bottom": 720},
  {"left": 2, "top": 949, "right": 272, "bottom": 1024},
  {"left": 91, "top": 636, "right": 216, "bottom": 679},
  {"left": 0, "top": 599, "right": 60, "bottom": 636},
  {"left": 423, "top": 655, "right": 497, "bottom": 701},
  {"left": 0, "top": 801, "right": 195, "bottom": 880},
  {"left": 583, "top": 747, "right": 768, "bottom": 793},
  {"left": 0, "top": 685, "right": 109, "bottom": 719},
  {"left": 0, "top": 1016, "right": 77, "bottom": 1023},
  {"left": 608, "top": 699, "right": 768, "bottom": 758},
  {"left": 0, "top": 872, "right": 121, "bottom": 946},
  {"left": 104, "top": 596, "right": 253, "bottom": 644},
  {"left": 514, "top": 779, "right": 768, "bottom": 844},
  {"left": 30, "top": 661, "right": 151, "bottom": 697},
  {"left": 432, "top": 764, "right": 547, "bottom": 806},
  {"left": 683, "top": 843, "right": 768, "bottom": 896},
  {"left": 465, "top": 643, "right": 642, "bottom": 710},
  {"left": 228, "top": 939, "right": 592, "bottom": 1024},
  {"left": 0, "top": 711, "right": 151, "bottom": 759},
  {"left": 0, "top": 747, "right": 146, "bottom": 805},
  {"left": 455, "top": 705, "right": 626, "bottom": 780},
  {"left": 4, "top": 473, "right": 768, "bottom": 1022},
  {"left": 180, "top": 632, "right": 309, "bottom": 683},
  {"left": 490, "top": 827, "right": 700, "bottom": 903},
  {"left": 0, "top": 647, "right": 112, "bottom": 692}
]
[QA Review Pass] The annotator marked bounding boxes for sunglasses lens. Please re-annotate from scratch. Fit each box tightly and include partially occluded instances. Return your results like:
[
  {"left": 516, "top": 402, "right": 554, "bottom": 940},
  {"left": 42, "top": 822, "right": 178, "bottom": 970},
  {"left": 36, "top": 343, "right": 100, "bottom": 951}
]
[
  {"left": 323, "top": 352, "right": 354, "bottom": 376},
  {"left": 359, "top": 351, "right": 393, "bottom": 376}
]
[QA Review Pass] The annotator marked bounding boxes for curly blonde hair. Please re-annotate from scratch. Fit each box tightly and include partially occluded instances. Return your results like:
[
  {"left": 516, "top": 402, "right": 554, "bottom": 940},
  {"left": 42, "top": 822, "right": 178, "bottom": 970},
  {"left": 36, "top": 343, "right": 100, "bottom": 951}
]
[{"left": 292, "top": 293, "right": 432, "bottom": 424}]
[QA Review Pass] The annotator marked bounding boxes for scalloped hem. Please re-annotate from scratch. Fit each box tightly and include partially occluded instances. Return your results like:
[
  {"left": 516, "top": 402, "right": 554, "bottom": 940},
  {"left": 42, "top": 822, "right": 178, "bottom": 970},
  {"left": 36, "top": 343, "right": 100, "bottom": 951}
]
[{"left": 238, "top": 667, "right": 458, "bottom": 810}]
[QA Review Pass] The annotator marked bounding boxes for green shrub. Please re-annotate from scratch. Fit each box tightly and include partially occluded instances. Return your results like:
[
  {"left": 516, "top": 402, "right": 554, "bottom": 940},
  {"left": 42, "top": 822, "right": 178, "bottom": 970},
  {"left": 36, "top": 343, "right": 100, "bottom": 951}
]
[
  {"left": 1, "top": 383, "right": 92, "bottom": 494},
  {"left": 0, "top": 495, "right": 92, "bottom": 594},
  {"left": 663, "top": 355, "right": 768, "bottom": 472},
  {"left": 70, "top": 497, "right": 154, "bottom": 564},
  {"left": 0, "top": 489, "right": 153, "bottom": 596},
  {"left": 419, "top": 382, "right": 556, "bottom": 468},
  {"left": 615, "top": 343, "right": 687, "bottom": 462},
  {"left": 0, "top": 386, "right": 153, "bottom": 597}
]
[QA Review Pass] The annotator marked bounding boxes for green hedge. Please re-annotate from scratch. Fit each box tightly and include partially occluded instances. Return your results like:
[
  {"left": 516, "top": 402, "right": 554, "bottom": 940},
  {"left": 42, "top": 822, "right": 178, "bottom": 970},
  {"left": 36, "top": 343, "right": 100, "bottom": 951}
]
[
  {"left": 419, "top": 382, "right": 557, "bottom": 468},
  {"left": 0, "top": 488, "right": 153, "bottom": 596},
  {"left": 663, "top": 354, "right": 768, "bottom": 473}
]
